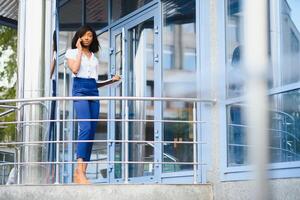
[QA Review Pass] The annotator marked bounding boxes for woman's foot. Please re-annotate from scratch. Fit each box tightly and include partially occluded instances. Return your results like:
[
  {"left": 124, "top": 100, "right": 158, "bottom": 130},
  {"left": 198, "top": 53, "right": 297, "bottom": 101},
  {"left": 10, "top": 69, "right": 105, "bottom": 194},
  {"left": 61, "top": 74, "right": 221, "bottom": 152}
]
[{"left": 74, "top": 168, "right": 90, "bottom": 184}]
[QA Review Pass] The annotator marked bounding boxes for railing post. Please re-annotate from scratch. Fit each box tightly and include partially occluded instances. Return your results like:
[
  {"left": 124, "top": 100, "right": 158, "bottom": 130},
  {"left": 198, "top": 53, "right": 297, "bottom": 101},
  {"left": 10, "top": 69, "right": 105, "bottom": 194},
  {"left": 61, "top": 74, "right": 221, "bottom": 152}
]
[
  {"left": 62, "top": 61, "right": 67, "bottom": 183},
  {"left": 16, "top": 147, "right": 21, "bottom": 184},
  {"left": 55, "top": 100, "right": 60, "bottom": 184},
  {"left": 193, "top": 102, "right": 197, "bottom": 184},
  {"left": 124, "top": 99, "right": 129, "bottom": 183}
]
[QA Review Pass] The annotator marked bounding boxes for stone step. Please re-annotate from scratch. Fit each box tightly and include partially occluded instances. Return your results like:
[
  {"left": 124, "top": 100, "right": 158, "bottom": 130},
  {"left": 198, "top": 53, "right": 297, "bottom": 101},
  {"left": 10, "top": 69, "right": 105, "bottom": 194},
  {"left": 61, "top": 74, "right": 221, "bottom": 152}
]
[{"left": 0, "top": 184, "right": 213, "bottom": 200}]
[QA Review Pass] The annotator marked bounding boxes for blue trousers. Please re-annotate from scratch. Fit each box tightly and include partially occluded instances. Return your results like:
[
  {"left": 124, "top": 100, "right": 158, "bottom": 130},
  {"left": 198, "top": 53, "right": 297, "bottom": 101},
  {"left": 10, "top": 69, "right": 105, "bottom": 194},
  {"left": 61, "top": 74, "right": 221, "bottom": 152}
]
[{"left": 72, "top": 77, "right": 100, "bottom": 161}]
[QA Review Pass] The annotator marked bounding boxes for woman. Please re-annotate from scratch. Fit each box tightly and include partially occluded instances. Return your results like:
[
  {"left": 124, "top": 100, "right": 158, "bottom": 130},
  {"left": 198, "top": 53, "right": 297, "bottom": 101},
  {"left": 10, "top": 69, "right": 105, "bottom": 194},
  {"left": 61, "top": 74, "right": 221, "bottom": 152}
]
[{"left": 65, "top": 25, "right": 120, "bottom": 184}]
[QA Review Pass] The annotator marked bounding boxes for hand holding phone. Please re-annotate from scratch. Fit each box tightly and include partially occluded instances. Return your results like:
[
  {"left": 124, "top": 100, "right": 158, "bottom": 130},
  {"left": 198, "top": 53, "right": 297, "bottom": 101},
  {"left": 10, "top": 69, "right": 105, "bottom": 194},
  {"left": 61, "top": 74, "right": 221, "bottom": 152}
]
[{"left": 76, "top": 38, "right": 82, "bottom": 51}]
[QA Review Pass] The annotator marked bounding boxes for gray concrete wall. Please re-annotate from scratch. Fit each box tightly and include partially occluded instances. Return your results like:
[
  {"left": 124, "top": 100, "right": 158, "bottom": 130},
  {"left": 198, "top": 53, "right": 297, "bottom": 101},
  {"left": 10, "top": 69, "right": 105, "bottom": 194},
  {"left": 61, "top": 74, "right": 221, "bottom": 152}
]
[
  {"left": 213, "top": 179, "right": 300, "bottom": 200},
  {"left": 0, "top": 185, "right": 213, "bottom": 200}
]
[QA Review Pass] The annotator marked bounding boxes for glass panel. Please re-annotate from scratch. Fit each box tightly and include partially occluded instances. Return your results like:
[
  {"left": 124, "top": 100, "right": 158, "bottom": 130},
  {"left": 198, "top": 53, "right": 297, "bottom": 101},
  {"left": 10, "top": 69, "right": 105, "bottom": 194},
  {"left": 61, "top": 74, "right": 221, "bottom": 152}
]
[
  {"left": 162, "top": 0, "right": 196, "bottom": 173},
  {"left": 111, "top": 0, "right": 153, "bottom": 22},
  {"left": 59, "top": 0, "right": 108, "bottom": 31},
  {"left": 55, "top": 31, "right": 74, "bottom": 183},
  {"left": 114, "top": 33, "right": 123, "bottom": 179},
  {"left": 59, "top": 0, "right": 82, "bottom": 30},
  {"left": 226, "top": 0, "right": 300, "bottom": 167},
  {"left": 227, "top": 90, "right": 300, "bottom": 167},
  {"left": 278, "top": 0, "right": 300, "bottom": 86},
  {"left": 225, "top": 0, "right": 244, "bottom": 98},
  {"left": 162, "top": 103, "right": 194, "bottom": 172},
  {"left": 86, "top": 0, "right": 108, "bottom": 30},
  {"left": 0, "top": 152, "right": 14, "bottom": 185},
  {"left": 227, "top": 104, "right": 249, "bottom": 166},
  {"left": 127, "top": 18, "right": 155, "bottom": 177},
  {"left": 269, "top": 90, "right": 300, "bottom": 163}
]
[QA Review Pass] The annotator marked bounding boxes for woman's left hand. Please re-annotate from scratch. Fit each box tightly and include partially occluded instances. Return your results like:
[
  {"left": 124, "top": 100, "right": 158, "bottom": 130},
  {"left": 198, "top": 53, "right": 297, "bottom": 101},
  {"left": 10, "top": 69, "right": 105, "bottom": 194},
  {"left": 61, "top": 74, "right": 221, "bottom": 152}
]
[{"left": 112, "top": 75, "right": 121, "bottom": 82}]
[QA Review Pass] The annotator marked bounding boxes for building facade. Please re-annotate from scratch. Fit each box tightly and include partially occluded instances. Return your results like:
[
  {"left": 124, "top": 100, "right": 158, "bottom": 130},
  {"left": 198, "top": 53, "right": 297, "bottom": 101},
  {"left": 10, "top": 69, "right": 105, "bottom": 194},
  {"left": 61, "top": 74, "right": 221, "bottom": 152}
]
[{"left": 0, "top": 0, "right": 300, "bottom": 199}]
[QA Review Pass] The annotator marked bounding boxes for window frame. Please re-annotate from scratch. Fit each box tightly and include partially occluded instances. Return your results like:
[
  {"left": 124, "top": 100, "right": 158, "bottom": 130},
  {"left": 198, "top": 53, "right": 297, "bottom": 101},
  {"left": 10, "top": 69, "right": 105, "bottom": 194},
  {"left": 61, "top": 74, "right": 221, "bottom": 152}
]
[{"left": 220, "top": 0, "right": 300, "bottom": 181}]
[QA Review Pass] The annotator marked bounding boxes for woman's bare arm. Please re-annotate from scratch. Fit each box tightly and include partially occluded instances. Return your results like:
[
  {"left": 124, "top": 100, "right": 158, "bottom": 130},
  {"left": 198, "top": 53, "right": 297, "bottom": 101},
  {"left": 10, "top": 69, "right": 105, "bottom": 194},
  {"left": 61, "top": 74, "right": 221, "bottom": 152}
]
[
  {"left": 97, "top": 75, "right": 121, "bottom": 88},
  {"left": 50, "top": 56, "right": 56, "bottom": 79},
  {"left": 67, "top": 39, "right": 83, "bottom": 75}
]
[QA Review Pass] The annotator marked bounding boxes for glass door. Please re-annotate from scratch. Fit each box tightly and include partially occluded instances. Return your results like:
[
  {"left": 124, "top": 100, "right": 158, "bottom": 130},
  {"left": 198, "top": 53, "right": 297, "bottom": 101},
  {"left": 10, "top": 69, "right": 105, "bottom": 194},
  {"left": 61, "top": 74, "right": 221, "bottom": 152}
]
[{"left": 110, "top": 8, "right": 160, "bottom": 183}]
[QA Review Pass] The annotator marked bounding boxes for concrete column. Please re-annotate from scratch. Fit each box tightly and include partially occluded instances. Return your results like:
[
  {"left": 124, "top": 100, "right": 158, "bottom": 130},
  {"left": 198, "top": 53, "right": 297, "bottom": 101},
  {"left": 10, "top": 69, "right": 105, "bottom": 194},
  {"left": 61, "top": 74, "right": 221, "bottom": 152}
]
[
  {"left": 244, "top": 0, "right": 270, "bottom": 199},
  {"left": 17, "top": 0, "right": 47, "bottom": 184}
]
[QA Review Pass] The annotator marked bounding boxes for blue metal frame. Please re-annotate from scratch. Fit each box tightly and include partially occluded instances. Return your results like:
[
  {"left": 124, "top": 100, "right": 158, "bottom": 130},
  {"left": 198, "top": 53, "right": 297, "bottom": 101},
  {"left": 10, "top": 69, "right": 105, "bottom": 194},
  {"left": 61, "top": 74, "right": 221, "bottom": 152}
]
[
  {"left": 197, "top": 0, "right": 211, "bottom": 184},
  {"left": 106, "top": 0, "right": 206, "bottom": 184},
  {"left": 109, "top": 5, "right": 159, "bottom": 184},
  {"left": 159, "top": 0, "right": 204, "bottom": 184}
]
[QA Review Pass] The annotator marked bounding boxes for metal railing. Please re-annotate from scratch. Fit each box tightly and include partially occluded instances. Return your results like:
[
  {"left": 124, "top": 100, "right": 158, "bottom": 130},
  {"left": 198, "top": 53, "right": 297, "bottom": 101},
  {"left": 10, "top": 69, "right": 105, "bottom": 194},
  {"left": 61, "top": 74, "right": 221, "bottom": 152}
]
[{"left": 0, "top": 96, "right": 216, "bottom": 185}]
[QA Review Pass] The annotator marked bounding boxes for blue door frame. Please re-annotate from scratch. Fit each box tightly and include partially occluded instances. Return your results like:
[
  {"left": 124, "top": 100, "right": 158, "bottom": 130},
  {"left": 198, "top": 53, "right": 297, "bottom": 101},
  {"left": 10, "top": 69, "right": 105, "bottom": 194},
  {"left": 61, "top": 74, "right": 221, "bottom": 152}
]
[{"left": 108, "top": 6, "right": 161, "bottom": 184}]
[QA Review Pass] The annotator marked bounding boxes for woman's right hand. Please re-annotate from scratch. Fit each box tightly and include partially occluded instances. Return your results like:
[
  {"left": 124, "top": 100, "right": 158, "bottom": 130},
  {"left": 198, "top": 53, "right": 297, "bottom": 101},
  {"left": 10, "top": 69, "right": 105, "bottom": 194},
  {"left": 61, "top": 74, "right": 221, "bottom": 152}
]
[{"left": 76, "top": 38, "right": 82, "bottom": 51}]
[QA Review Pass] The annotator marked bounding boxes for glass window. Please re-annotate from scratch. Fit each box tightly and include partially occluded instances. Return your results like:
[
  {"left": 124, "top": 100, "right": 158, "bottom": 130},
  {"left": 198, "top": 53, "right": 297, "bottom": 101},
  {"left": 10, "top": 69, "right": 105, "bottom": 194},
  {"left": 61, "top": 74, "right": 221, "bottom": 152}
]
[
  {"left": 127, "top": 18, "right": 155, "bottom": 177},
  {"left": 111, "top": 0, "right": 153, "bottom": 22},
  {"left": 279, "top": 0, "right": 300, "bottom": 86},
  {"left": 225, "top": 0, "right": 300, "bottom": 167},
  {"left": 227, "top": 90, "right": 300, "bottom": 166},
  {"left": 59, "top": 0, "right": 82, "bottom": 30},
  {"left": 163, "top": 46, "right": 173, "bottom": 70},
  {"left": 0, "top": 152, "right": 14, "bottom": 185},
  {"left": 114, "top": 33, "right": 123, "bottom": 179},
  {"left": 226, "top": 0, "right": 243, "bottom": 98},
  {"left": 59, "top": 0, "right": 108, "bottom": 31},
  {"left": 269, "top": 90, "right": 300, "bottom": 163},
  {"left": 86, "top": 0, "right": 108, "bottom": 30},
  {"left": 227, "top": 105, "right": 249, "bottom": 166},
  {"left": 162, "top": 0, "right": 196, "bottom": 173},
  {"left": 183, "top": 49, "right": 196, "bottom": 71}
]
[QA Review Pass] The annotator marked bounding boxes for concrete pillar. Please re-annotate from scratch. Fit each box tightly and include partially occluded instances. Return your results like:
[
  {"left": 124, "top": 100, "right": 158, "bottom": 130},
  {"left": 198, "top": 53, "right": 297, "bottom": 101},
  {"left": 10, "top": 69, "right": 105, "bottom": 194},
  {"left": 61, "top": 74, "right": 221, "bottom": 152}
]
[
  {"left": 244, "top": 0, "right": 270, "bottom": 199},
  {"left": 17, "top": 0, "right": 48, "bottom": 184}
]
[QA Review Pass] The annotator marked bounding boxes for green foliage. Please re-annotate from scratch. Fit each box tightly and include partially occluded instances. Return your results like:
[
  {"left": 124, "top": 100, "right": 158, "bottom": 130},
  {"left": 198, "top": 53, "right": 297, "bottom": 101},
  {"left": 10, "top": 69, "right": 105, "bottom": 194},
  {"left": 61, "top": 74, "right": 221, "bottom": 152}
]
[{"left": 0, "top": 25, "right": 17, "bottom": 142}]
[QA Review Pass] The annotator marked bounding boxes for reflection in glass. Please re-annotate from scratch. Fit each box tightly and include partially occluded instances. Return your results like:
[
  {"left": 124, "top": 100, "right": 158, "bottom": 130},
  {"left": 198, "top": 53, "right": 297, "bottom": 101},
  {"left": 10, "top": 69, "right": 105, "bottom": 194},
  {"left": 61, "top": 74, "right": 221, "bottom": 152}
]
[
  {"left": 269, "top": 90, "right": 300, "bottom": 163},
  {"left": 59, "top": 0, "right": 108, "bottom": 31},
  {"left": 114, "top": 33, "right": 123, "bottom": 179},
  {"left": 0, "top": 151, "right": 14, "bottom": 185},
  {"left": 86, "top": 0, "right": 108, "bottom": 30},
  {"left": 162, "top": 0, "right": 196, "bottom": 172},
  {"left": 59, "top": 0, "right": 82, "bottom": 30},
  {"left": 280, "top": 0, "right": 300, "bottom": 86},
  {"left": 227, "top": 105, "right": 248, "bottom": 166},
  {"left": 127, "top": 18, "right": 155, "bottom": 177},
  {"left": 225, "top": 0, "right": 244, "bottom": 98},
  {"left": 111, "top": 0, "right": 153, "bottom": 22},
  {"left": 227, "top": 90, "right": 300, "bottom": 166},
  {"left": 55, "top": 31, "right": 75, "bottom": 183}
]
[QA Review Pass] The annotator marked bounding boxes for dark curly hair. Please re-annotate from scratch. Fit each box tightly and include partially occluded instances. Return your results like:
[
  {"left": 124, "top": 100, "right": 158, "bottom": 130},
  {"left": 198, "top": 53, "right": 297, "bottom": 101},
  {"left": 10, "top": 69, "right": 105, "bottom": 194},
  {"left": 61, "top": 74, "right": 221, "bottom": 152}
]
[{"left": 71, "top": 25, "right": 99, "bottom": 53}]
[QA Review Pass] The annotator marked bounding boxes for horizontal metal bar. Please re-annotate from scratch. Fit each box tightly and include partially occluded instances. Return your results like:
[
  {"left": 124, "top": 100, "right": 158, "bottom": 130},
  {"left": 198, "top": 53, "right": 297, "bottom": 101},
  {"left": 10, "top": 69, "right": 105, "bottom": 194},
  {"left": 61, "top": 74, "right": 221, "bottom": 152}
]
[
  {"left": 0, "top": 96, "right": 217, "bottom": 104},
  {"left": 0, "top": 139, "right": 207, "bottom": 146},
  {"left": 0, "top": 118, "right": 207, "bottom": 125},
  {"left": 228, "top": 123, "right": 299, "bottom": 141},
  {"left": 0, "top": 105, "right": 18, "bottom": 109},
  {"left": 0, "top": 160, "right": 207, "bottom": 166},
  {"left": 0, "top": 109, "right": 16, "bottom": 117}
]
